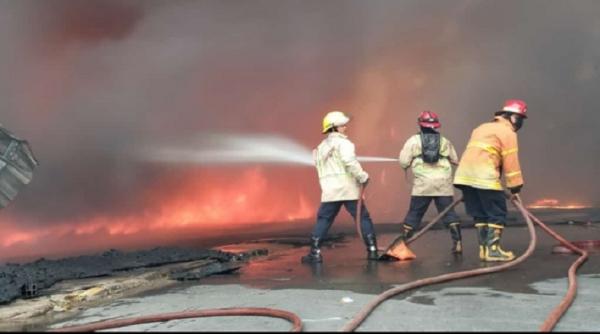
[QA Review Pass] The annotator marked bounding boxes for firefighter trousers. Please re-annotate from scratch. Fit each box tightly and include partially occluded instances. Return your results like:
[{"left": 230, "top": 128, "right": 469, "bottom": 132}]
[
  {"left": 457, "top": 185, "right": 507, "bottom": 226},
  {"left": 403, "top": 195, "right": 461, "bottom": 230},
  {"left": 311, "top": 200, "right": 375, "bottom": 239}
]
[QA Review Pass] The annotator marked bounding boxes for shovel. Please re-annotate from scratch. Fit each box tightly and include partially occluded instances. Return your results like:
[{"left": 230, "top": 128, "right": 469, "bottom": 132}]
[
  {"left": 378, "top": 195, "right": 463, "bottom": 261},
  {"left": 355, "top": 183, "right": 416, "bottom": 261},
  {"left": 378, "top": 234, "right": 416, "bottom": 261}
]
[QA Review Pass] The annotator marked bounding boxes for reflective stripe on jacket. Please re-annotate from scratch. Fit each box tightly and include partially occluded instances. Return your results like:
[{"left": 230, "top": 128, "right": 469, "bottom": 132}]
[
  {"left": 454, "top": 116, "right": 524, "bottom": 190},
  {"left": 399, "top": 134, "right": 459, "bottom": 196},
  {"left": 314, "top": 132, "right": 369, "bottom": 202}
]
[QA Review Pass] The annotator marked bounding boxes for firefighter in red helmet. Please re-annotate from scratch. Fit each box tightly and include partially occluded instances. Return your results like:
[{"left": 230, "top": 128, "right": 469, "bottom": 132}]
[
  {"left": 454, "top": 99, "right": 527, "bottom": 262},
  {"left": 397, "top": 111, "right": 463, "bottom": 253}
]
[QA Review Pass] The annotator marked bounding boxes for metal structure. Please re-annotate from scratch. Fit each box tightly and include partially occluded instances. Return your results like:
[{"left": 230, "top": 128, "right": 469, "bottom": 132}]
[{"left": 0, "top": 124, "right": 38, "bottom": 208}]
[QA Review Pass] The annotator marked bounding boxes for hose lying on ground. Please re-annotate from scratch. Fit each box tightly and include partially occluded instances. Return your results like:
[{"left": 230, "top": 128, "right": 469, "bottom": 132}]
[
  {"left": 521, "top": 207, "right": 588, "bottom": 332},
  {"left": 49, "top": 307, "right": 303, "bottom": 332},
  {"left": 341, "top": 194, "right": 537, "bottom": 331},
  {"left": 342, "top": 194, "right": 589, "bottom": 332}
]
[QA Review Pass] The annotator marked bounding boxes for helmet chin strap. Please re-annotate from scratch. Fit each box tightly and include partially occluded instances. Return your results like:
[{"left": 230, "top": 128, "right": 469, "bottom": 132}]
[{"left": 511, "top": 115, "right": 524, "bottom": 131}]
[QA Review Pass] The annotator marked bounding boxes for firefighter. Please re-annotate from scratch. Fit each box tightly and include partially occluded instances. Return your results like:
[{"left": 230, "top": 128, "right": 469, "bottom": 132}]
[
  {"left": 301, "top": 111, "right": 377, "bottom": 264},
  {"left": 454, "top": 99, "right": 527, "bottom": 262},
  {"left": 397, "top": 111, "right": 463, "bottom": 253}
]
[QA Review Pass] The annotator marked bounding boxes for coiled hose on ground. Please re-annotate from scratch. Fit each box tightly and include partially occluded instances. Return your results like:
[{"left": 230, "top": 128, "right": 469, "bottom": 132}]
[{"left": 51, "top": 194, "right": 588, "bottom": 332}]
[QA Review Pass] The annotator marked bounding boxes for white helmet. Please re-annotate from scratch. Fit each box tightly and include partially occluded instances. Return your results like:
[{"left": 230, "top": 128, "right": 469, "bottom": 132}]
[{"left": 322, "top": 111, "right": 350, "bottom": 133}]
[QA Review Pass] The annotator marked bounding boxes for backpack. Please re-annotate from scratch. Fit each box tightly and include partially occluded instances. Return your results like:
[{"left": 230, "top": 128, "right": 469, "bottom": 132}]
[{"left": 420, "top": 132, "right": 441, "bottom": 164}]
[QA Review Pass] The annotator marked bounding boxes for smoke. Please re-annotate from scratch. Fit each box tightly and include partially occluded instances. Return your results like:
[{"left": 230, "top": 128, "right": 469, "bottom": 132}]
[{"left": 0, "top": 0, "right": 599, "bottom": 259}]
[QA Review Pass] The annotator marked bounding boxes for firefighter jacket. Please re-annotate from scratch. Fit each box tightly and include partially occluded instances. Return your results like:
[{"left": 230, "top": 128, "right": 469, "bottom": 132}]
[
  {"left": 454, "top": 116, "right": 524, "bottom": 190},
  {"left": 399, "top": 134, "right": 459, "bottom": 196},
  {"left": 313, "top": 132, "right": 369, "bottom": 202}
]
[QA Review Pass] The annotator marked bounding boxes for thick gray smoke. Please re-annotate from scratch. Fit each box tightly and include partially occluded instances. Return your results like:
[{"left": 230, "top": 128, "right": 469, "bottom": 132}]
[{"left": 0, "top": 0, "right": 599, "bottom": 233}]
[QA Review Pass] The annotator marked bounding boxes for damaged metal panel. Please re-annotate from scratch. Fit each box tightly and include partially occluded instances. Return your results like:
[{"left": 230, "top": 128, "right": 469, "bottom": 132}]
[{"left": 0, "top": 124, "right": 38, "bottom": 208}]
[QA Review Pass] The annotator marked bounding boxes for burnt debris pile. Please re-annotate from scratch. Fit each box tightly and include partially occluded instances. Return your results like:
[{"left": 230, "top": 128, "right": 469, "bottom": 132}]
[{"left": 0, "top": 247, "right": 264, "bottom": 304}]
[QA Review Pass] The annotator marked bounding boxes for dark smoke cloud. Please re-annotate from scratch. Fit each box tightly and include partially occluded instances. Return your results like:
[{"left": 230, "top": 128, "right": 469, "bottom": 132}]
[{"left": 0, "top": 0, "right": 598, "bottom": 232}]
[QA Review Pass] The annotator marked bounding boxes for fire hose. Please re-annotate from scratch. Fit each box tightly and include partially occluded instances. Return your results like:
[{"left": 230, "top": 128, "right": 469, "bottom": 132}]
[
  {"left": 51, "top": 194, "right": 589, "bottom": 332},
  {"left": 50, "top": 307, "right": 303, "bottom": 332},
  {"left": 342, "top": 193, "right": 589, "bottom": 332},
  {"left": 355, "top": 184, "right": 367, "bottom": 242}
]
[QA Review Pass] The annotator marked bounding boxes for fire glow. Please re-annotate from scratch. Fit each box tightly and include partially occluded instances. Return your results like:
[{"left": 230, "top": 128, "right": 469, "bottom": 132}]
[
  {"left": 0, "top": 168, "right": 314, "bottom": 261},
  {"left": 527, "top": 198, "right": 590, "bottom": 210}
]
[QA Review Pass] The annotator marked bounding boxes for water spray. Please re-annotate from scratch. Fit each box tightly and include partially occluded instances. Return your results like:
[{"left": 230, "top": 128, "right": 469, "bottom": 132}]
[
  {"left": 357, "top": 156, "right": 398, "bottom": 163},
  {"left": 136, "top": 134, "right": 398, "bottom": 166}
]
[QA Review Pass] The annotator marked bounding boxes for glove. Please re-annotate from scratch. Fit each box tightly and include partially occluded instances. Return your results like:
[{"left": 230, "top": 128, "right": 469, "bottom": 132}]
[
  {"left": 361, "top": 177, "right": 370, "bottom": 187},
  {"left": 509, "top": 185, "right": 523, "bottom": 194}
]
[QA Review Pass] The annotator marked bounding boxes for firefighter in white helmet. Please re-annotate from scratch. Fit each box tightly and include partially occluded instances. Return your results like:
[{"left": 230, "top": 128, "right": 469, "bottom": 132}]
[{"left": 301, "top": 111, "right": 377, "bottom": 263}]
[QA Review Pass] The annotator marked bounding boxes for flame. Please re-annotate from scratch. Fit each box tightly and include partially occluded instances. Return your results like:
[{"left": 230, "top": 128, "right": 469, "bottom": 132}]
[
  {"left": 0, "top": 167, "right": 314, "bottom": 261},
  {"left": 2, "top": 232, "right": 36, "bottom": 248},
  {"left": 528, "top": 198, "right": 590, "bottom": 209},
  {"left": 147, "top": 168, "right": 313, "bottom": 228}
]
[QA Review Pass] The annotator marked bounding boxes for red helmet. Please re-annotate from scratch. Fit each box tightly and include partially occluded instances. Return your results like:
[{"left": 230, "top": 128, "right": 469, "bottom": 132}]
[
  {"left": 499, "top": 99, "right": 528, "bottom": 118},
  {"left": 418, "top": 111, "right": 440, "bottom": 129}
]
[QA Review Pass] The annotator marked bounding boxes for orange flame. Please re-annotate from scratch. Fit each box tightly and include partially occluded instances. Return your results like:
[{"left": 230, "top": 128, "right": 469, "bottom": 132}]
[
  {"left": 0, "top": 167, "right": 315, "bottom": 261},
  {"left": 147, "top": 168, "right": 313, "bottom": 228},
  {"left": 528, "top": 198, "right": 590, "bottom": 209}
]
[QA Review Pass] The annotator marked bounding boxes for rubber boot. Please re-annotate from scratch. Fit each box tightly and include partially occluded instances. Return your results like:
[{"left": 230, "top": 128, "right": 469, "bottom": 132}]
[
  {"left": 448, "top": 222, "right": 463, "bottom": 254},
  {"left": 386, "top": 224, "right": 412, "bottom": 249},
  {"left": 364, "top": 233, "right": 379, "bottom": 261},
  {"left": 301, "top": 236, "right": 323, "bottom": 264},
  {"left": 402, "top": 224, "right": 415, "bottom": 240},
  {"left": 483, "top": 224, "right": 515, "bottom": 262},
  {"left": 475, "top": 223, "right": 488, "bottom": 260}
]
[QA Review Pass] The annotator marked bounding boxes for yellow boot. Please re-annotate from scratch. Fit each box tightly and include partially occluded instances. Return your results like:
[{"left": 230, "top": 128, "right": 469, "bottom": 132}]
[{"left": 483, "top": 224, "right": 515, "bottom": 262}]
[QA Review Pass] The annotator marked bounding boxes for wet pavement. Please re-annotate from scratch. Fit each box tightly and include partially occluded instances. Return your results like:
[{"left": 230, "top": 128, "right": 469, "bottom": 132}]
[
  {"left": 48, "top": 221, "right": 600, "bottom": 331},
  {"left": 203, "top": 221, "right": 600, "bottom": 295}
]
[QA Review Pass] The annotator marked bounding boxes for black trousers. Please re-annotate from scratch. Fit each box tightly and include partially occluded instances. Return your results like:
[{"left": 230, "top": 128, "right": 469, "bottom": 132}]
[
  {"left": 457, "top": 185, "right": 507, "bottom": 226},
  {"left": 311, "top": 200, "right": 375, "bottom": 240},
  {"left": 403, "top": 196, "right": 461, "bottom": 230}
]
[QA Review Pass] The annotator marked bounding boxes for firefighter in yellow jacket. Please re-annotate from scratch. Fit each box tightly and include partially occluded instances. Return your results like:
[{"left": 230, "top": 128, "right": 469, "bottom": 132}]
[
  {"left": 454, "top": 99, "right": 527, "bottom": 262},
  {"left": 301, "top": 111, "right": 376, "bottom": 264},
  {"left": 398, "top": 111, "right": 463, "bottom": 253}
]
